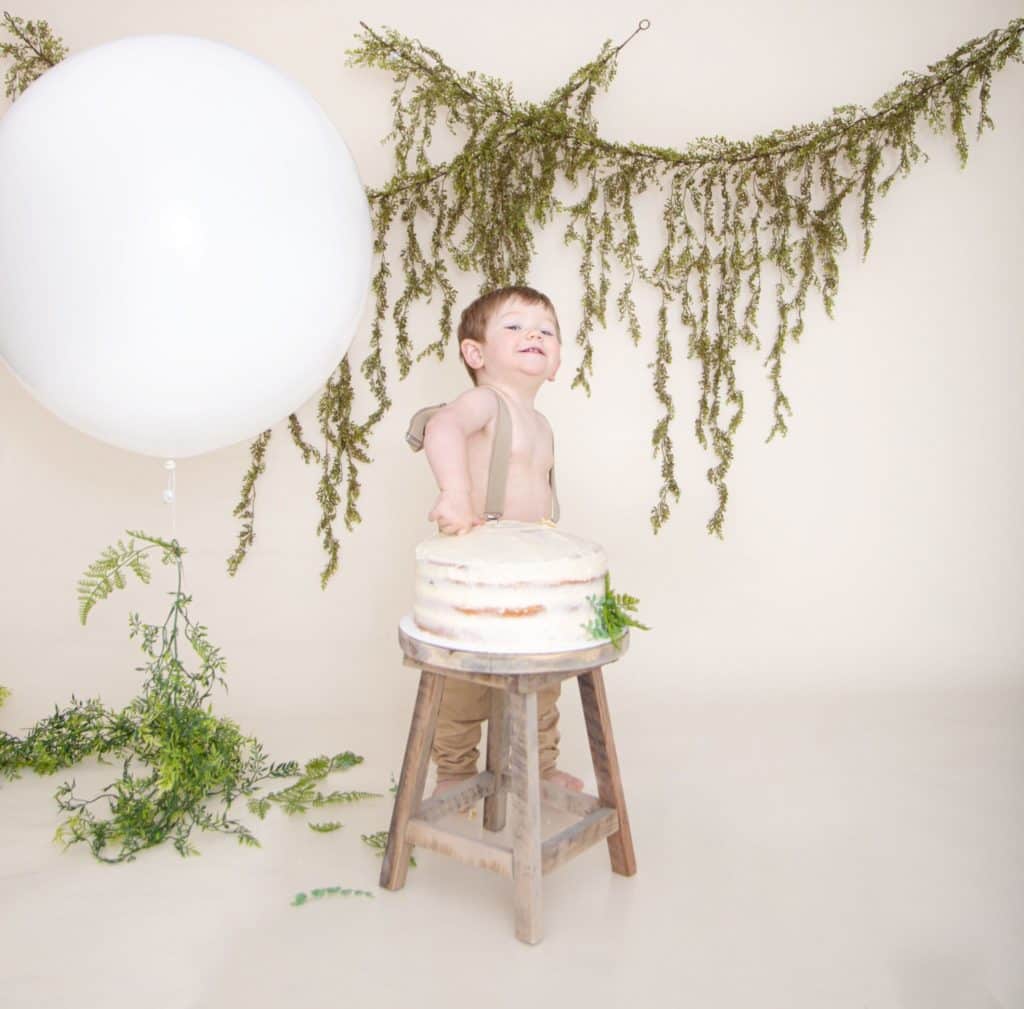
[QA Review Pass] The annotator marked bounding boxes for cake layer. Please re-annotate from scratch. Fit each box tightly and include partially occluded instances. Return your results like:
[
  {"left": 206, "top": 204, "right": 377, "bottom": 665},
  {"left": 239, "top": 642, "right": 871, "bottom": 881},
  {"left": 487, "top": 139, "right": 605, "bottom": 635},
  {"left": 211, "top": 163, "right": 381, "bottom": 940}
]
[{"left": 412, "top": 520, "right": 609, "bottom": 652}]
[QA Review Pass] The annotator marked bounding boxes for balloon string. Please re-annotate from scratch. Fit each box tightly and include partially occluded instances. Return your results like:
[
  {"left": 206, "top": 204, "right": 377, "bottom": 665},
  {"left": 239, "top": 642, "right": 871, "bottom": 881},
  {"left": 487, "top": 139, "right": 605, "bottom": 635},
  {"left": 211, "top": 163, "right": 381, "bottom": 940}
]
[
  {"left": 163, "top": 459, "right": 183, "bottom": 593},
  {"left": 163, "top": 458, "right": 177, "bottom": 540}
]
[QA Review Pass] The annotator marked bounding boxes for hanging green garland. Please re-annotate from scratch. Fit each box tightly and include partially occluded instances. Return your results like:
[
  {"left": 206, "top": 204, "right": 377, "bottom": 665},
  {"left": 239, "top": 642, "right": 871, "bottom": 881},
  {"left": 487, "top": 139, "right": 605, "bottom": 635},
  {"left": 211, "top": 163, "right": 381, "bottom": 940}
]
[
  {"left": 2, "top": 14, "right": 1021, "bottom": 586},
  {"left": 237, "top": 15, "right": 1024, "bottom": 584}
]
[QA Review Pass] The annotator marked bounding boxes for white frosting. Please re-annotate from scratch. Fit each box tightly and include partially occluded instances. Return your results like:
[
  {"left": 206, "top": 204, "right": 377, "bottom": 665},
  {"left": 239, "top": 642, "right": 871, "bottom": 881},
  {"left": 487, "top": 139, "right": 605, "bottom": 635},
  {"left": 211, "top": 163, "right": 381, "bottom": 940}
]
[{"left": 413, "top": 519, "right": 609, "bottom": 651}]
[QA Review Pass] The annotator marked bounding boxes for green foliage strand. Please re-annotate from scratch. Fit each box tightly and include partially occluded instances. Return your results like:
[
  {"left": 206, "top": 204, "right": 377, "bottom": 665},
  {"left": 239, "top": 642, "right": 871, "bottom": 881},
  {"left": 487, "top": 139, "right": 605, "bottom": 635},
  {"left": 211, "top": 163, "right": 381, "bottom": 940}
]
[
  {"left": 362, "top": 828, "right": 416, "bottom": 868},
  {"left": 291, "top": 886, "right": 375, "bottom": 906},
  {"left": 1, "top": 531, "right": 374, "bottom": 863},
  {"left": 0, "top": 11, "right": 66, "bottom": 100}
]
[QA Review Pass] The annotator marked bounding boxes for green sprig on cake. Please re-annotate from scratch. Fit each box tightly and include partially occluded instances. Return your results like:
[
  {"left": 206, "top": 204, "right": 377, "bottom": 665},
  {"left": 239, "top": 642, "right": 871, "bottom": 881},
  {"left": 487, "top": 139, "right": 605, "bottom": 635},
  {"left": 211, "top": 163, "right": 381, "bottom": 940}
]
[{"left": 583, "top": 572, "right": 650, "bottom": 650}]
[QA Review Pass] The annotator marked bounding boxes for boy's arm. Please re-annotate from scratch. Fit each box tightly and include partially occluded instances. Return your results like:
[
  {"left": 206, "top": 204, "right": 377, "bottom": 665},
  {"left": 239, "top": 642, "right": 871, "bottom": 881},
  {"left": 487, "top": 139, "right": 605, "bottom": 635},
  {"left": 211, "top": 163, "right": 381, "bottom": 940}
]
[{"left": 423, "top": 386, "right": 498, "bottom": 494}]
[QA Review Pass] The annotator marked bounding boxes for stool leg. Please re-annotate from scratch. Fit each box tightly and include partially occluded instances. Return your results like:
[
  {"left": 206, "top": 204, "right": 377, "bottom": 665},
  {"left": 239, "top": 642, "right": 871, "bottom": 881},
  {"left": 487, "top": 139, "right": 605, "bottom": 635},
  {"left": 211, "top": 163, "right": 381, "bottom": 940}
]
[
  {"left": 380, "top": 669, "right": 444, "bottom": 891},
  {"left": 483, "top": 686, "right": 510, "bottom": 832},
  {"left": 508, "top": 690, "right": 543, "bottom": 944},
  {"left": 578, "top": 668, "right": 637, "bottom": 876}
]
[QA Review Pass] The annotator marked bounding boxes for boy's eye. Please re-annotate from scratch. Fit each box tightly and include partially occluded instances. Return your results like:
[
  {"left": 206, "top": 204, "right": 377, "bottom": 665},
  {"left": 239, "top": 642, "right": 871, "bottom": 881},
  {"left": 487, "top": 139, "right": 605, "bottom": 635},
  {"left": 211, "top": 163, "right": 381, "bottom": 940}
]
[{"left": 505, "top": 323, "right": 555, "bottom": 335}]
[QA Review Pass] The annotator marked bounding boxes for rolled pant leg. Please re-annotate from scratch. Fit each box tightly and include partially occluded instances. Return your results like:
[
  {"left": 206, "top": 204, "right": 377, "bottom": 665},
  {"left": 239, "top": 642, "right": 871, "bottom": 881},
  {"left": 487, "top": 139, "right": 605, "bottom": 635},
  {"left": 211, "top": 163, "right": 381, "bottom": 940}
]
[
  {"left": 536, "top": 680, "right": 562, "bottom": 778},
  {"left": 431, "top": 676, "right": 491, "bottom": 781}
]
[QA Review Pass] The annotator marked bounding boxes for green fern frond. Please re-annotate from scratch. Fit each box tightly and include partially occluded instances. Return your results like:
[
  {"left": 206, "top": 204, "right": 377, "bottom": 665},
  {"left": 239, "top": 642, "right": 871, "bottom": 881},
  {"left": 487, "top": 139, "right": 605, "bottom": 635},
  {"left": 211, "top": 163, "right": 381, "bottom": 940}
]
[
  {"left": 247, "top": 797, "right": 271, "bottom": 820},
  {"left": 76, "top": 532, "right": 186, "bottom": 625},
  {"left": 77, "top": 538, "right": 150, "bottom": 626},
  {"left": 291, "top": 886, "right": 375, "bottom": 906},
  {"left": 312, "top": 789, "right": 382, "bottom": 807},
  {"left": 328, "top": 751, "right": 364, "bottom": 772},
  {"left": 361, "top": 830, "right": 388, "bottom": 853},
  {"left": 0, "top": 12, "right": 67, "bottom": 100},
  {"left": 124, "top": 530, "right": 185, "bottom": 566},
  {"left": 268, "top": 760, "right": 301, "bottom": 778},
  {"left": 583, "top": 571, "right": 651, "bottom": 650},
  {"left": 361, "top": 830, "right": 416, "bottom": 867}
]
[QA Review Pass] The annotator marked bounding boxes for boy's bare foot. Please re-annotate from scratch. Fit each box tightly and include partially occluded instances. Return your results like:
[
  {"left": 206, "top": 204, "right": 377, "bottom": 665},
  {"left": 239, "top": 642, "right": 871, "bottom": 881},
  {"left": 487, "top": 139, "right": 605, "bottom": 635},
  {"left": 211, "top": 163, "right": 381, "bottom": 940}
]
[
  {"left": 430, "top": 776, "right": 481, "bottom": 818},
  {"left": 431, "top": 777, "right": 470, "bottom": 800},
  {"left": 542, "top": 769, "right": 584, "bottom": 792}
]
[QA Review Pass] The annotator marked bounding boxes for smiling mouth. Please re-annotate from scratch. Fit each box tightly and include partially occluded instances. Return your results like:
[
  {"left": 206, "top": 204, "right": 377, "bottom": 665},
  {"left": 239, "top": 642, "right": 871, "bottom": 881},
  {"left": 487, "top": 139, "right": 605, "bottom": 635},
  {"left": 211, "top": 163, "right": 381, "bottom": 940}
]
[{"left": 519, "top": 348, "right": 545, "bottom": 356}]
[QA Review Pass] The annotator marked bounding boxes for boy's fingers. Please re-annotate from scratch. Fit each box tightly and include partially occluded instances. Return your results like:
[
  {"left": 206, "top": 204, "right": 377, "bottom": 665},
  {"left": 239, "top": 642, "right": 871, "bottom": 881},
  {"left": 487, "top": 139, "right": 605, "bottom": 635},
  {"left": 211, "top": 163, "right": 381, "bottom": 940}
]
[{"left": 435, "top": 515, "right": 481, "bottom": 535}]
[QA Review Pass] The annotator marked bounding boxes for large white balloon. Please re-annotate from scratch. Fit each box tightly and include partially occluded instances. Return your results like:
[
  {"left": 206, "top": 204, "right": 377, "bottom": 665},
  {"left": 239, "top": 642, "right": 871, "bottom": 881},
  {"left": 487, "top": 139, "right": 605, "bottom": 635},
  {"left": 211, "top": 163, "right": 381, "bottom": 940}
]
[{"left": 0, "top": 35, "right": 372, "bottom": 458}]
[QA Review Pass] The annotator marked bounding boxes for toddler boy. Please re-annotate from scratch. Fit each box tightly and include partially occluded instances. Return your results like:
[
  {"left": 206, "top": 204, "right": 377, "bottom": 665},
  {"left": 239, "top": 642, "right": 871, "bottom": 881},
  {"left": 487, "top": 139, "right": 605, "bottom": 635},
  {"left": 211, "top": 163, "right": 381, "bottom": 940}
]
[{"left": 421, "top": 284, "right": 584, "bottom": 798}]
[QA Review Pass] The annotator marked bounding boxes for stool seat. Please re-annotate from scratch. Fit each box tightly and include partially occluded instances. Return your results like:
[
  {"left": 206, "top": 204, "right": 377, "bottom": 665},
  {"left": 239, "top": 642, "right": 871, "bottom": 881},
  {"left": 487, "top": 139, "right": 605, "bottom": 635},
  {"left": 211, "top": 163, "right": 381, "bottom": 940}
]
[{"left": 380, "top": 620, "right": 637, "bottom": 945}]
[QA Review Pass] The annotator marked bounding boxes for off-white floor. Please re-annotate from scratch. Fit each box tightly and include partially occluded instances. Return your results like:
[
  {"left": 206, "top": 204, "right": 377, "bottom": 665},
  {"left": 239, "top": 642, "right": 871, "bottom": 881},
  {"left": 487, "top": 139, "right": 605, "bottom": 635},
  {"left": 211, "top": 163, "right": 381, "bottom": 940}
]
[{"left": 2, "top": 683, "right": 1021, "bottom": 1009}]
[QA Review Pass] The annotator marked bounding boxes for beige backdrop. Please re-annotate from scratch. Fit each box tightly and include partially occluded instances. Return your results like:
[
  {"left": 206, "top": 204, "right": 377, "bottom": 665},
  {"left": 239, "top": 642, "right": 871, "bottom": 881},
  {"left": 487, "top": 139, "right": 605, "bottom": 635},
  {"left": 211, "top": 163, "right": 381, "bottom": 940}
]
[{"left": 2, "top": 0, "right": 1022, "bottom": 751}]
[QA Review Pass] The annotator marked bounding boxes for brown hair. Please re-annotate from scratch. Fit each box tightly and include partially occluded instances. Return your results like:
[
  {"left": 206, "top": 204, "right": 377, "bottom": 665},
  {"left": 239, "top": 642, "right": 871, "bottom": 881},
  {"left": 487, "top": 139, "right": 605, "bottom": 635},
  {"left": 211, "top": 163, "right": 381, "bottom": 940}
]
[{"left": 457, "top": 285, "right": 561, "bottom": 385}]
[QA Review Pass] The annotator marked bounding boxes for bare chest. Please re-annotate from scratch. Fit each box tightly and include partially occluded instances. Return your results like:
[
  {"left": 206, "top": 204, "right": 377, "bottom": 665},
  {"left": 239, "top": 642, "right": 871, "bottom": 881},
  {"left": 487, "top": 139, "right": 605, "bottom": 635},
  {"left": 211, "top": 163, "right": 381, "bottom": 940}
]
[{"left": 466, "top": 403, "right": 553, "bottom": 493}]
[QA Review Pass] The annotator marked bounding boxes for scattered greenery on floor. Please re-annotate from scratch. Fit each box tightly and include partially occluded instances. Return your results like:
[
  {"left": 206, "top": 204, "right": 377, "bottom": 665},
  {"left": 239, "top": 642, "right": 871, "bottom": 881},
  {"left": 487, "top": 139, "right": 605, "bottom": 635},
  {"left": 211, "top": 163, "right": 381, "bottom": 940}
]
[
  {"left": 362, "top": 829, "right": 416, "bottom": 869},
  {"left": 308, "top": 821, "right": 343, "bottom": 833},
  {"left": 359, "top": 774, "right": 414, "bottom": 868},
  {"left": 584, "top": 572, "right": 650, "bottom": 650},
  {"left": 292, "top": 886, "right": 375, "bottom": 906},
  {"left": 246, "top": 751, "right": 380, "bottom": 820},
  {"left": 0, "top": 531, "right": 381, "bottom": 864}
]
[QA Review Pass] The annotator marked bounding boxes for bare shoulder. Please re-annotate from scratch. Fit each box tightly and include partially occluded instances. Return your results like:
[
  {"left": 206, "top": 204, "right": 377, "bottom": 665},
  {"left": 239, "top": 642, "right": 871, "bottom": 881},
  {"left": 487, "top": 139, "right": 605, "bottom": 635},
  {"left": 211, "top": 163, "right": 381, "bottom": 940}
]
[
  {"left": 533, "top": 411, "right": 555, "bottom": 460},
  {"left": 534, "top": 410, "right": 554, "bottom": 441},
  {"left": 427, "top": 385, "right": 499, "bottom": 438}
]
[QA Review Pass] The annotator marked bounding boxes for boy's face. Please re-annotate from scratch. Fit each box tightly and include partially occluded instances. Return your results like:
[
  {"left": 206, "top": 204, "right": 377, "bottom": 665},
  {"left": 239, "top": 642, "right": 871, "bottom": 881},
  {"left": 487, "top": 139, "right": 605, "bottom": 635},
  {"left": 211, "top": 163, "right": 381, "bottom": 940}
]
[{"left": 462, "top": 296, "right": 561, "bottom": 385}]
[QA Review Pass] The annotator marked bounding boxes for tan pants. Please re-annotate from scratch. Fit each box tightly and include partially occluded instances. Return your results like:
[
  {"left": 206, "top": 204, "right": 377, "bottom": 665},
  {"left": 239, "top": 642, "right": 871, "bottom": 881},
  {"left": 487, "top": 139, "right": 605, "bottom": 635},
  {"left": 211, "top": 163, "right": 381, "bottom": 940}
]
[{"left": 431, "top": 677, "right": 562, "bottom": 781}]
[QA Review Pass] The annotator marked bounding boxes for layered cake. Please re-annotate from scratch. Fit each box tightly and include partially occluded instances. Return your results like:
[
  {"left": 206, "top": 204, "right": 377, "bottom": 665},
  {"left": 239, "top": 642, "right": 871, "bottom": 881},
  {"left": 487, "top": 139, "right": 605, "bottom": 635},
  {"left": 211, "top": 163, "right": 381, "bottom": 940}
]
[{"left": 411, "top": 519, "right": 609, "bottom": 652}]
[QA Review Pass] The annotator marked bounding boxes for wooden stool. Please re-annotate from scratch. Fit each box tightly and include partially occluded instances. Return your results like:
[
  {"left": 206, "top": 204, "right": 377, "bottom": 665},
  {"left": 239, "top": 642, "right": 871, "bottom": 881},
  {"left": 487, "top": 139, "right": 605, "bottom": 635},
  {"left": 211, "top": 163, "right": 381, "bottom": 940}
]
[{"left": 380, "top": 619, "right": 637, "bottom": 944}]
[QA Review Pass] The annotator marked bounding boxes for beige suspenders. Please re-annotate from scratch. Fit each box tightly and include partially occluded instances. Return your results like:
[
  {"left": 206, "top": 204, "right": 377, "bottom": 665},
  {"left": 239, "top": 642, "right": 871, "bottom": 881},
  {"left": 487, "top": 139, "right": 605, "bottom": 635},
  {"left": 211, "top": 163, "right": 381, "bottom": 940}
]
[{"left": 405, "top": 387, "right": 560, "bottom": 523}]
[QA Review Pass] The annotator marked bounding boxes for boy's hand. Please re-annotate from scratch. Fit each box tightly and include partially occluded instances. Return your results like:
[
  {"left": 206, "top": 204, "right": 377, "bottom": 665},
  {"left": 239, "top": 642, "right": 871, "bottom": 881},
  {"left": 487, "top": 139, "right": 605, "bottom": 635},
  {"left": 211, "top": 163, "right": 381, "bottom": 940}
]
[{"left": 428, "top": 489, "right": 485, "bottom": 536}]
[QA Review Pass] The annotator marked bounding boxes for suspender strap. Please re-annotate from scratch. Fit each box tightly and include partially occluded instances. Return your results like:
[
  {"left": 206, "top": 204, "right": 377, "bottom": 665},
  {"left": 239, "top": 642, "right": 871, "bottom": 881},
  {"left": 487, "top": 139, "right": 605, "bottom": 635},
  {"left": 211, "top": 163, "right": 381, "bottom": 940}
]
[
  {"left": 549, "top": 444, "right": 560, "bottom": 523},
  {"left": 404, "top": 403, "right": 442, "bottom": 451},
  {"left": 483, "top": 388, "right": 511, "bottom": 519}
]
